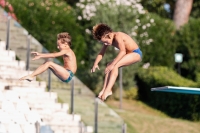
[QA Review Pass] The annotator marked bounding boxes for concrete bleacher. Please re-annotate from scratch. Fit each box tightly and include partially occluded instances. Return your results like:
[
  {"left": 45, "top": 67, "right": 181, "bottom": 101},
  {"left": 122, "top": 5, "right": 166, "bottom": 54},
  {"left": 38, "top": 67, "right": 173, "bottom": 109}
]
[{"left": 0, "top": 39, "right": 92, "bottom": 133}]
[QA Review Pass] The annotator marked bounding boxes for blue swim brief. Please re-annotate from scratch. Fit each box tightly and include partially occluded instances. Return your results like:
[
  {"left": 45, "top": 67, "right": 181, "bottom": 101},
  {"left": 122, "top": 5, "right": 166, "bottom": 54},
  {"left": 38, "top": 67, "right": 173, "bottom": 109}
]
[
  {"left": 62, "top": 69, "right": 74, "bottom": 83},
  {"left": 133, "top": 48, "right": 142, "bottom": 58}
]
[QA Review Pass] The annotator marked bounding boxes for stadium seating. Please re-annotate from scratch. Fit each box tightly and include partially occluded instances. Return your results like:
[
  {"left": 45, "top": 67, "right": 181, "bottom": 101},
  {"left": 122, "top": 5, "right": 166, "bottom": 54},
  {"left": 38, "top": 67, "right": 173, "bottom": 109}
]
[
  {"left": 0, "top": 43, "right": 90, "bottom": 133},
  {"left": 0, "top": 39, "right": 92, "bottom": 133}
]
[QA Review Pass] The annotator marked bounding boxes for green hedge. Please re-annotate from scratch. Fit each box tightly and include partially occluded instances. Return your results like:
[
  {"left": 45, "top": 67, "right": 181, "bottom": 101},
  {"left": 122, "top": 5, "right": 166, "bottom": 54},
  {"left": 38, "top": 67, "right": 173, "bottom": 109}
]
[
  {"left": 135, "top": 66, "right": 200, "bottom": 121},
  {"left": 137, "top": 13, "right": 176, "bottom": 68},
  {"left": 174, "top": 18, "right": 200, "bottom": 81},
  {"left": 197, "top": 73, "right": 200, "bottom": 85}
]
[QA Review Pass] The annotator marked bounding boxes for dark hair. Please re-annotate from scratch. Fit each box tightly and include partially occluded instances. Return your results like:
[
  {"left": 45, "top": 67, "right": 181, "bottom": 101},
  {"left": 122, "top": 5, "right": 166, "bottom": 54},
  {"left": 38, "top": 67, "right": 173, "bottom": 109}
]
[
  {"left": 57, "top": 32, "right": 72, "bottom": 46},
  {"left": 92, "top": 23, "right": 112, "bottom": 40}
]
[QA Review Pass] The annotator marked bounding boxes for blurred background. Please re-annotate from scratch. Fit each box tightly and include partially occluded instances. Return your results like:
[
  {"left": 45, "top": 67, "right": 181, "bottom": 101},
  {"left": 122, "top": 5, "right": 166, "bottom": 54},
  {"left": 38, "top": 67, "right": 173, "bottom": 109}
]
[{"left": 0, "top": 0, "right": 200, "bottom": 133}]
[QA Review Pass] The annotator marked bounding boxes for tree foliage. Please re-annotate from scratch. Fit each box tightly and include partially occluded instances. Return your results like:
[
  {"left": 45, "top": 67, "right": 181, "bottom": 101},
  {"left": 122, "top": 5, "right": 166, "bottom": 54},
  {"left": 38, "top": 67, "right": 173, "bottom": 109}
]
[
  {"left": 140, "top": 0, "right": 200, "bottom": 19},
  {"left": 174, "top": 18, "right": 200, "bottom": 81},
  {"left": 0, "top": 0, "right": 17, "bottom": 20},
  {"left": 64, "top": 0, "right": 79, "bottom": 7},
  {"left": 137, "top": 13, "right": 176, "bottom": 68},
  {"left": 140, "top": 0, "right": 172, "bottom": 18}
]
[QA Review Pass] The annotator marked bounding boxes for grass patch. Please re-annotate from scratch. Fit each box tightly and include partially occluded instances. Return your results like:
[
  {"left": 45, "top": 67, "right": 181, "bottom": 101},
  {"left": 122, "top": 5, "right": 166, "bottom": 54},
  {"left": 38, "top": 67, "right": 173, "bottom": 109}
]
[
  {"left": 106, "top": 98, "right": 200, "bottom": 133},
  {"left": 57, "top": 96, "right": 64, "bottom": 103}
]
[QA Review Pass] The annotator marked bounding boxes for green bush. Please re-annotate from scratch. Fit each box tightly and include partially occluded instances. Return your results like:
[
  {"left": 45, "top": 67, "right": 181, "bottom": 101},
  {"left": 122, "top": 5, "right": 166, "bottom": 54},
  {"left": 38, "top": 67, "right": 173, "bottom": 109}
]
[
  {"left": 140, "top": 0, "right": 200, "bottom": 19},
  {"left": 197, "top": 73, "right": 200, "bottom": 85},
  {"left": 137, "top": 13, "right": 176, "bottom": 68},
  {"left": 135, "top": 66, "right": 200, "bottom": 121},
  {"left": 174, "top": 18, "right": 200, "bottom": 81},
  {"left": 125, "top": 87, "right": 138, "bottom": 100}
]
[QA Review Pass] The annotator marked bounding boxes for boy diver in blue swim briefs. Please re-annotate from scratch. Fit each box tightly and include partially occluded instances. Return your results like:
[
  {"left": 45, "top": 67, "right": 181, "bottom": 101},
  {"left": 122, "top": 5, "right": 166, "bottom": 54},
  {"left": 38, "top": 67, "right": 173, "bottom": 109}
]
[
  {"left": 91, "top": 23, "right": 142, "bottom": 101},
  {"left": 19, "top": 32, "right": 77, "bottom": 83}
]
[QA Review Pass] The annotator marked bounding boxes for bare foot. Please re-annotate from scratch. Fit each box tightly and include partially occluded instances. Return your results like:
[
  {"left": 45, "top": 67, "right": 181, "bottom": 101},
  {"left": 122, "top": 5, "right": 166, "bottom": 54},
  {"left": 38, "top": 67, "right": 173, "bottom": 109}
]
[
  {"left": 19, "top": 75, "right": 34, "bottom": 82},
  {"left": 101, "top": 91, "right": 112, "bottom": 101},
  {"left": 98, "top": 90, "right": 105, "bottom": 99}
]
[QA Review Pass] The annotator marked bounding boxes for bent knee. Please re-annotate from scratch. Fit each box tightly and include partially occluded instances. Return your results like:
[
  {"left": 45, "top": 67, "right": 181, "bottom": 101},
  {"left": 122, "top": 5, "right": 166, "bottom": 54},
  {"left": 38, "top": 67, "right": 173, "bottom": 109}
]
[
  {"left": 45, "top": 61, "right": 53, "bottom": 66},
  {"left": 111, "top": 66, "right": 120, "bottom": 72},
  {"left": 113, "top": 64, "right": 121, "bottom": 69}
]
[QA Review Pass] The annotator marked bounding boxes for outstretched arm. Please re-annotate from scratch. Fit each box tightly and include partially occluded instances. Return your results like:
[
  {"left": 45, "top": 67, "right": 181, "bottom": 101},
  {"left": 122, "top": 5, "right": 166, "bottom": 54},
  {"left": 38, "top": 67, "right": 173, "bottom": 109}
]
[
  {"left": 91, "top": 45, "right": 108, "bottom": 73},
  {"left": 31, "top": 50, "right": 67, "bottom": 60}
]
